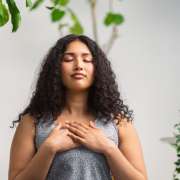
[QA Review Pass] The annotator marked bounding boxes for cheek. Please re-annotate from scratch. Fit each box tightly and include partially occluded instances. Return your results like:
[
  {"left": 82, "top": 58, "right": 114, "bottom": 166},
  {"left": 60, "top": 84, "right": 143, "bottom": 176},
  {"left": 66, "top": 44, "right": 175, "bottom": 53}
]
[
  {"left": 86, "top": 65, "right": 94, "bottom": 76},
  {"left": 85, "top": 65, "right": 95, "bottom": 84},
  {"left": 61, "top": 64, "right": 70, "bottom": 76}
]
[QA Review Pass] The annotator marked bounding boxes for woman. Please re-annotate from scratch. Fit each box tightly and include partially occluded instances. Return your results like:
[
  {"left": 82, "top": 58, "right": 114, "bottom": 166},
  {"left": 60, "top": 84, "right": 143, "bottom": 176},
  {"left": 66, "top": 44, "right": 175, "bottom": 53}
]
[{"left": 8, "top": 34, "right": 148, "bottom": 180}]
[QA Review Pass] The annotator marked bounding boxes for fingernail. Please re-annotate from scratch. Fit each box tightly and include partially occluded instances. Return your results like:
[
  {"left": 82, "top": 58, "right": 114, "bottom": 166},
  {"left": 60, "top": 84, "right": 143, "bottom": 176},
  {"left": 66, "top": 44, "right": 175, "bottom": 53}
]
[{"left": 65, "top": 121, "right": 69, "bottom": 123}]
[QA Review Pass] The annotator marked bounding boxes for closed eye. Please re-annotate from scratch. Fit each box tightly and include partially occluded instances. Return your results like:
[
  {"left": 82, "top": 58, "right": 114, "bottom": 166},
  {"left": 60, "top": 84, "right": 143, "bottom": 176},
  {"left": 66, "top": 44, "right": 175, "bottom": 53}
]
[{"left": 64, "top": 60, "right": 92, "bottom": 62}]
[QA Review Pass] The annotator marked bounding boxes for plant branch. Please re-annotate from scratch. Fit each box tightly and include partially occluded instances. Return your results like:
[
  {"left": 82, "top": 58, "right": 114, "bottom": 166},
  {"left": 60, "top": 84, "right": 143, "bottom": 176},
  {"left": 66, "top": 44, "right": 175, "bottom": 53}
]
[
  {"left": 103, "top": 24, "right": 119, "bottom": 54},
  {"left": 90, "top": 0, "right": 99, "bottom": 44},
  {"left": 102, "top": 0, "right": 120, "bottom": 54},
  {"left": 58, "top": 21, "right": 64, "bottom": 37}
]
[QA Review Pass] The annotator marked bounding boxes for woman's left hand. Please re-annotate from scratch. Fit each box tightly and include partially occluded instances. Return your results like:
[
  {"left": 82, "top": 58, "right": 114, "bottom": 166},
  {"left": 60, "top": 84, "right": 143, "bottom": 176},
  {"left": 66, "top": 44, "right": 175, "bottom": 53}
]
[{"left": 65, "top": 121, "right": 117, "bottom": 154}]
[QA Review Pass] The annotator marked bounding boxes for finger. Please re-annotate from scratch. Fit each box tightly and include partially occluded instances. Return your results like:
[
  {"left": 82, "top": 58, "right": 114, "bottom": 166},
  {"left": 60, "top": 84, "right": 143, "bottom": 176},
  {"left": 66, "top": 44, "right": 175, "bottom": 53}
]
[
  {"left": 68, "top": 132, "right": 86, "bottom": 145},
  {"left": 66, "top": 124, "right": 86, "bottom": 138},
  {"left": 54, "top": 122, "right": 62, "bottom": 130},
  {"left": 68, "top": 122, "right": 88, "bottom": 134},
  {"left": 89, "top": 121, "right": 99, "bottom": 129},
  {"left": 73, "top": 121, "right": 91, "bottom": 130}
]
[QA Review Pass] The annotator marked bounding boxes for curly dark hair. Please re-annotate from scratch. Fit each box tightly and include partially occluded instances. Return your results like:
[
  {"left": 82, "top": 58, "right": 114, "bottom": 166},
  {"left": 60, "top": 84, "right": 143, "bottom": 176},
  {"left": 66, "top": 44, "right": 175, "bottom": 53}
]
[{"left": 10, "top": 34, "right": 134, "bottom": 129}]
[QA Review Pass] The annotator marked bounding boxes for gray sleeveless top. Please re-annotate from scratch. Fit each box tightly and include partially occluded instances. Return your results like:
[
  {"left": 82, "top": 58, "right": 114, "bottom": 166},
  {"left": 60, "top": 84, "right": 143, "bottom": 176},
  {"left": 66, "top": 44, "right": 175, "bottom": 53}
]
[{"left": 35, "top": 112, "right": 119, "bottom": 180}]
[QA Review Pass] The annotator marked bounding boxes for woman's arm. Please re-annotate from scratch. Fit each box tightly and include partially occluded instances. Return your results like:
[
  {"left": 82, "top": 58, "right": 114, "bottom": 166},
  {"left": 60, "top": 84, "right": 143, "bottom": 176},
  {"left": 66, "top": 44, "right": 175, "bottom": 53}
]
[
  {"left": 8, "top": 114, "right": 57, "bottom": 180},
  {"left": 104, "top": 114, "right": 148, "bottom": 180}
]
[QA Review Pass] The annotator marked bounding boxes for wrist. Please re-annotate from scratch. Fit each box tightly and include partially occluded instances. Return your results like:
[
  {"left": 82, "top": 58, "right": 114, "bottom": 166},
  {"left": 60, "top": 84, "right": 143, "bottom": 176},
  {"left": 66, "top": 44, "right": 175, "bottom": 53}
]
[
  {"left": 42, "top": 139, "right": 57, "bottom": 154},
  {"left": 102, "top": 141, "right": 118, "bottom": 156}
]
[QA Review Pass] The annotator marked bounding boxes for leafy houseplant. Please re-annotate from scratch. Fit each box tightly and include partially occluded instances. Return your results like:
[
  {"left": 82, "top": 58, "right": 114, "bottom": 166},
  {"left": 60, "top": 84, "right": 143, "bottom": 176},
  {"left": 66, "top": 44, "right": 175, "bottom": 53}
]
[
  {"left": 171, "top": 110, "right": 180, "bottom": 180},
  {"left": 0, "top": 0, "right": 125, "bottom": 54}
]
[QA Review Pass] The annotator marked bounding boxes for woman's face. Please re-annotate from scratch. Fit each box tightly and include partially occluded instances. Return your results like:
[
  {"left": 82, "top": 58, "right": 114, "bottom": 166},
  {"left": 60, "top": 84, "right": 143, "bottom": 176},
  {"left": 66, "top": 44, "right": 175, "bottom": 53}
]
[{"left": 60, "top": 40, "right": 95, "bottom": 91}]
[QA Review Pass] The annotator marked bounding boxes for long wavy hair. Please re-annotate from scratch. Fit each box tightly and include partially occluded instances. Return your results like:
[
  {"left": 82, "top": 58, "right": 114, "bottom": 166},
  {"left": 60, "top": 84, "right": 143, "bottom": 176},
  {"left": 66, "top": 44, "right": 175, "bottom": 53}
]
[{"left": 10, "top": 34, "right": 134, "bottom": 129}]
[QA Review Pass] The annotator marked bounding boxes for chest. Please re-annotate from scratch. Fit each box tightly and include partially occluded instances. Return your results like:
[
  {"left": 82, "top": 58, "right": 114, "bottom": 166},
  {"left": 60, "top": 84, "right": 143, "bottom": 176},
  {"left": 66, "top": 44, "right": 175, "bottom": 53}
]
[{"left": 54, "top": 113, "right": 97, "bottom": 128}]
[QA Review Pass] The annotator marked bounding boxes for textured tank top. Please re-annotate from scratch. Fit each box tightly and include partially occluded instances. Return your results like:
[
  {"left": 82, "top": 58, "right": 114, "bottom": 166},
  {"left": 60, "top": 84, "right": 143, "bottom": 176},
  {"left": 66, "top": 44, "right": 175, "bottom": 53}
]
[{"left": 35, "top": 111, "right": 119, "bottom": 180}]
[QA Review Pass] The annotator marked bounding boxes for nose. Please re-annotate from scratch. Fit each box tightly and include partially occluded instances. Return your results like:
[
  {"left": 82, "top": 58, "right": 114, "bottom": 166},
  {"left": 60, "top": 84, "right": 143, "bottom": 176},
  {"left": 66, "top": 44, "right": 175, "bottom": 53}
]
[{"left": 74, "top": 57, "right": 83, "bottom": 71}]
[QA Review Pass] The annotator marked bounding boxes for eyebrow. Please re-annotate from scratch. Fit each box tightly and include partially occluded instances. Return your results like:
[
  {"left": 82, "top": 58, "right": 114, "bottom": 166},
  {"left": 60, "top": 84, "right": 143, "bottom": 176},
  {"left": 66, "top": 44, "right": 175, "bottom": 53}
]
[{"left": 62, "top": 53, "right": 92, "bottom": 57}]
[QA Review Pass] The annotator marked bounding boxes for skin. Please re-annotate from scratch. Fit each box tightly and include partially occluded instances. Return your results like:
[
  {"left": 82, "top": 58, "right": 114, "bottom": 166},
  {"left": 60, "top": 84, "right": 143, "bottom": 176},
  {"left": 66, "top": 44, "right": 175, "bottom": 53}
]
[
  {"left": 56, "top": 39, "right": 116, "bottom": 162},
  {"left": 60, "top": 39, "right": 95, "bottom": 116}
]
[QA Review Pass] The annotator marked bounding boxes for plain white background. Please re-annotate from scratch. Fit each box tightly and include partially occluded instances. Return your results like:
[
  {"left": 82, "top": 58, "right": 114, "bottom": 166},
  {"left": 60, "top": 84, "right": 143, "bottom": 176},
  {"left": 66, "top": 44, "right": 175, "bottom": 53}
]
[{"left": 0, "top": 0, "right": 180, "bottom": 179}]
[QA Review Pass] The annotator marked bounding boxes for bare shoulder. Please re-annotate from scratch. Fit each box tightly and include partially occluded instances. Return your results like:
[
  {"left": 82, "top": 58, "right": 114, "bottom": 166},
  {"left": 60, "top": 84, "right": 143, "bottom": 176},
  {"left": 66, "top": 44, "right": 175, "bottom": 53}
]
[
  {"left": 8, "top": 113, "right": 38, "bottom": 180},
  {"left": 19, "top": 113, "right": 38, "bottom": 127},
  {"left": 111, "top": 113, "right": 148, "bottom": 180},
  {"left": 13, "top": 113, "right": 38, "bottom": 144},
  {"left": 111, "top": 113, "right": 134, "bottom": 141}
]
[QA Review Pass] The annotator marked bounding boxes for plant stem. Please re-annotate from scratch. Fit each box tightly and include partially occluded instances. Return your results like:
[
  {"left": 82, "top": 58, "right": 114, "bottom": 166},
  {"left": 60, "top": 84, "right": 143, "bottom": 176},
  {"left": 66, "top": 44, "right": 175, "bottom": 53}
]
[
  {"left": 58, "top": 21, "right": 64, "bottom": 37},
  {"left": 102, "top": 0, "right": 119, "bottom": 54},
  {"left": 90, "top": 0, "right": 98, "bottom": 44},
  {"left": 104, "top": 24, "right": 119, "bottom": 54}
]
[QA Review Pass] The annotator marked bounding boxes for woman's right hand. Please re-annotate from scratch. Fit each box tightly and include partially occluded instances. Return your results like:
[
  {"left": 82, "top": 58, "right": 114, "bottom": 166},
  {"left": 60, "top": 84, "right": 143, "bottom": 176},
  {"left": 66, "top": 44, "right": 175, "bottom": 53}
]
[{"left": 44, "top": 122, "right": 82, "bottom": 153}]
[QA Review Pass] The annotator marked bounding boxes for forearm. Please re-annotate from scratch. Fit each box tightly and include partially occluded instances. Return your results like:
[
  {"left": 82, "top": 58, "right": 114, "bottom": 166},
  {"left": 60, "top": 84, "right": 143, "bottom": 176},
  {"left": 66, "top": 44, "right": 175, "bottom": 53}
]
[
  {"left": 104, "top": 146, "right": 146, "bottom": 180},
  {"left": 14, "top": 141, "right": 56, "bottom": 180}
]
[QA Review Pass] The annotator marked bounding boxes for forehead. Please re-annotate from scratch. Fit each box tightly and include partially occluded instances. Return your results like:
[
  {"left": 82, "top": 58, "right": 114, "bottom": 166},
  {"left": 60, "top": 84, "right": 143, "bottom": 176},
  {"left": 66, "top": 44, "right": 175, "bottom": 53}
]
[{"left": 64, "top": 40, "right": 91, "bottom": 54}]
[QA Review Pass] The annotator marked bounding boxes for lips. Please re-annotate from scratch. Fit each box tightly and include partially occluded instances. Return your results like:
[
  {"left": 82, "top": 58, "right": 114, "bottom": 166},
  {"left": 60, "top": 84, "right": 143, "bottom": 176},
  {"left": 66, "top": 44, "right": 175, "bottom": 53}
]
[
  {"left": 71, "top": 73, "right": 85, "bottom": 77},
  {"left": 72, "top": 75, "right": 85, "bottom": 78}
]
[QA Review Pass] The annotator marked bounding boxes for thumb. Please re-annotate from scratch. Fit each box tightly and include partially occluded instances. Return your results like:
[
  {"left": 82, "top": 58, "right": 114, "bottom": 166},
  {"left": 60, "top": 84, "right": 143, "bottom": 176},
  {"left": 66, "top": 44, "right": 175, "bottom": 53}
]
[
  {"left": 54, "top": 122, "right": 62, "bottom": 130},
  {"left": 89, "top": 121, "right": 98, "bottom": 129}
]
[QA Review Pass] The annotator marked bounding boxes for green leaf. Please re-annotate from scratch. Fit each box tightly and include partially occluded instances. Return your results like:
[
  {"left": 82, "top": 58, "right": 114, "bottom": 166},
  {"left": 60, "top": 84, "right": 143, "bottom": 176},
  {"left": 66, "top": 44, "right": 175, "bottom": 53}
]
[
  {"left": 104, "top": 13, "right": 114, "bottom": 26},
  {"left": 55, "top": 0, "right": 61, "bottom": 5},
  {"left": 174, "top": 124, "right": 180, "bottom": 128},
  {"left": 51, "top": 0, "right": 70, "bottom": 6},
  {"left": 46, "top": 5, "right": 59, "bottom": 11},
  {"left": 26, "top": 0, "right": 33, "bottom": 7},
  {"left": 6, "top": 0, "right": 21, "bottom": 32},
  {"left": 104, "top": 13, "right": 124, "bottom": 26},
  {"left": 59, "top": 23, "right": 68, "bottom": 29},
  {"left": 45, "top": 6, "right": 54, "bottom": 10},
  {"left": 172, "top": 143, "right": 178, "bottom": 148},
  {"left": 175, "top": 159, "right": 180, "bottom": 164},
  {"left": 54, "top": 0, "right": 70, "bottom": 9},
  {"left": 0, "top": 1, "right": 9, "bottom": 26},
  {"left": 174, "top": 133, "right": 179, "bottom": 138},
  {"left": 176, "top": 167, "right": 180, "bottom": 174},
  {"left": 54, "top": 4, "right": 60, "bottom": 10},
  {"left": 67, "top": 7, "right": 80, "bottom": 24},
  {"left": 51, "top": 9, "right": 65, "bottom": 22},
  {"left": 67, "top": 7, "right": 83, "bottom": 34},
  {"left": 70, "top": 23, "right": 83, "bottom": 35},
  {"left": 174, "top": 162, "right": 180, "bottom": 166},
  {"left": 176, "top": 139, "right": 180, "bottom": 144},
  {"left": 29, "top": 0, "right": 44, "bottom": 11},
  {"left": 113, "top": 13, "right": 124, "bottom": 25},
  {"left": 54, "top": 0, "right": 61, "bottom": 9},
  {"left": 177, "top": 147, "right": 180, "bottom": 153},
  {"left": 60, "top": 0, "right": 69, "bottom": 6},
  {"left": 177, "top": 154, "right": 180, "bottom": 157}
]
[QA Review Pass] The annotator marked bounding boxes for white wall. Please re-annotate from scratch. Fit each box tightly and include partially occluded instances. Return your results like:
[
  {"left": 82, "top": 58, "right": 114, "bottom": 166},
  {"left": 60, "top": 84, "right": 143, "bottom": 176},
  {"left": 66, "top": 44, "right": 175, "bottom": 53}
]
[{"left": 0, "top": 0, "right": 180, "bottom": 179}]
